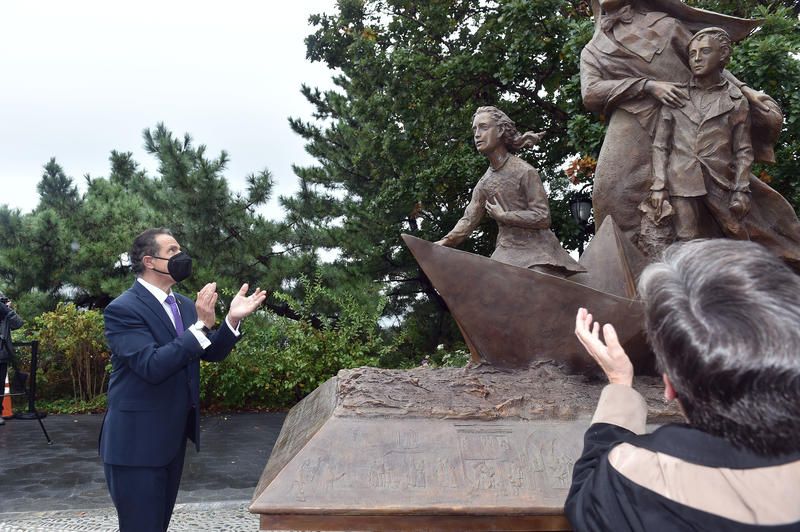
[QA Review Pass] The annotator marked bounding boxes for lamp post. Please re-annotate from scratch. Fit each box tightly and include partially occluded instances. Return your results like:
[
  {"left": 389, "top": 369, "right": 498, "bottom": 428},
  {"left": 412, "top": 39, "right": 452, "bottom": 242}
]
[{"left": 569, "top": 184, "right": 594, "bottom": 255}]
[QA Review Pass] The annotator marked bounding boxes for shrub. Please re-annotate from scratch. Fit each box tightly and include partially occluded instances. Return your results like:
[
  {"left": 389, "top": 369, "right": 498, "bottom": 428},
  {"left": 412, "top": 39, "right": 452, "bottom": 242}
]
[
  {"left": 200, "top": 276, "right": 399, "bottom": 409},
  {"left": 21, "top": 303, "right": 109, "bottom": 403}
]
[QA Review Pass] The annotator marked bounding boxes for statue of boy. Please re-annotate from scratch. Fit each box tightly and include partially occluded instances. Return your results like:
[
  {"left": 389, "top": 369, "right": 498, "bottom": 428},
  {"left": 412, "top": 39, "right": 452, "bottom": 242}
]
[
  {"left": 580, "top": 0, "right": 783, "bottom": 255},
  {"left": 436, "top": 106, "right": 583, "bottom": 277},
  {"left": 643, "top": 27, "right": 750, "bottom": 241},
  {"left": 640, "top": 27, "right": 800, "bottom": 265}
]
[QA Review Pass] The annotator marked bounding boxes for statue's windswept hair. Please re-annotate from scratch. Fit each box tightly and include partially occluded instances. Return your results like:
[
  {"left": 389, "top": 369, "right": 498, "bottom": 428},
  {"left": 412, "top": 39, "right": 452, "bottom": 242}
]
[{"left": 473, "top": 106, "right": 541, "bottom": 153}]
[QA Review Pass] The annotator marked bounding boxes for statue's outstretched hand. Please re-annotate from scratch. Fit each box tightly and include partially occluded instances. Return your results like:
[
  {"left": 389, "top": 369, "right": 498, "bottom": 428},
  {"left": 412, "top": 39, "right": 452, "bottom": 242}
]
[{"left": 575, "top": 308, "right": 633, "bottom": 386}]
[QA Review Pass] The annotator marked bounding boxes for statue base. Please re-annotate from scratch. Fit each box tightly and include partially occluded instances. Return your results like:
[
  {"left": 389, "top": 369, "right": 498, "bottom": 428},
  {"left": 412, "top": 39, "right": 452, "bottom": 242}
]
[{"left": 250, "top": 363, "right": 681, "bottom": 531}]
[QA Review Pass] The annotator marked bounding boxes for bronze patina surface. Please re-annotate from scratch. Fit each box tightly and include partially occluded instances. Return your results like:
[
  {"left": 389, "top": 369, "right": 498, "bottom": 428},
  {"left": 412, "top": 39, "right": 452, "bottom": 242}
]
[
  {"left": 435, "top": 107, "right": 583, "bottom": 276},
  {"left": 403, "top": 231, "right": 653, "bottom": 373},
  {"left": 251, "top": 365, "right": 682, "bottom": 531},
  {"left": 582, "top": 0, "right": 800, "bottom": 265}
]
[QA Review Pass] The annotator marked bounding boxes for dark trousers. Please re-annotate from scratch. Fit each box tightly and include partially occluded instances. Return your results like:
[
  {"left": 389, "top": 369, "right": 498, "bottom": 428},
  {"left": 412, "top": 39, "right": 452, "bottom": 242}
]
[
  {"left": 0, "top": 362, "right": 7, "bottom": 417},
  {"left": 104, "top": 437, "right": 187, "bottom": 532}
]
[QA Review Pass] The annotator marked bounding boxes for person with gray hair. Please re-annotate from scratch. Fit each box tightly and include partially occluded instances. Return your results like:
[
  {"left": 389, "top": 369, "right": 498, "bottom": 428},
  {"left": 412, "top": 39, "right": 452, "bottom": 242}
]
[{"left": 567, "top": 239, "right": 800, "bottom": 530}]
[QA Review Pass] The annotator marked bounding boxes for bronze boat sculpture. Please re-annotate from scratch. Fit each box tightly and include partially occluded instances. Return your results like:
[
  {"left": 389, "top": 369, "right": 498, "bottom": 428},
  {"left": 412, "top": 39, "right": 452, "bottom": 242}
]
[{"left": 402, "top": 216, "right": 654, "bottom": 374}]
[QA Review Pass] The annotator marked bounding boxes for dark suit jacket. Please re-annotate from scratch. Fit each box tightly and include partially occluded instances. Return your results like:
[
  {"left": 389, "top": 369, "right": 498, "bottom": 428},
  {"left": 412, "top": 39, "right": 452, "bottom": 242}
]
[
  {"left": 99, "top": 280, "right": 240, "bottom": 467},
  {"left": 0, "top": 302, "right": 23, "bottom": 362}
]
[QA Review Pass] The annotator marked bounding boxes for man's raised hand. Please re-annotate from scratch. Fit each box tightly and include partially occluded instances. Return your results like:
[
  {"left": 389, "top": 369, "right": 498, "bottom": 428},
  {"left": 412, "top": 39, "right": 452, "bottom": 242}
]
[
  {"left": 226, "top": 284, "right": 267, "bottom": 329},
  {"left": 195, "top": 282, "right": 218, "bottom": 329}
]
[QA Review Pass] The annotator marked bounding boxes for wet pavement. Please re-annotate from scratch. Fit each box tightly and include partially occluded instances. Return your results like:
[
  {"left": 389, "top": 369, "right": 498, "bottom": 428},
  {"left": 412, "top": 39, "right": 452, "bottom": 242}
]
[{"left": 0, "top": 411, "right": 286, "bottom": 530}]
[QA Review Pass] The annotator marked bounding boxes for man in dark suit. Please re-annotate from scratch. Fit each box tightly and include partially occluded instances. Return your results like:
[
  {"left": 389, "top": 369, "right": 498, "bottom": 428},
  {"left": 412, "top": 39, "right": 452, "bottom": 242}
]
[{"left": 100, "top": 228, "right": 266, "bottom": 531}]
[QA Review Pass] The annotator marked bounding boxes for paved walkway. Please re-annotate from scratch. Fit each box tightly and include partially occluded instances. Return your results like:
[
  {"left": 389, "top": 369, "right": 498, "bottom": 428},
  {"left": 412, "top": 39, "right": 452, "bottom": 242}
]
[{"left": 0, "top": 411, "right": 286, "bottom": 531}]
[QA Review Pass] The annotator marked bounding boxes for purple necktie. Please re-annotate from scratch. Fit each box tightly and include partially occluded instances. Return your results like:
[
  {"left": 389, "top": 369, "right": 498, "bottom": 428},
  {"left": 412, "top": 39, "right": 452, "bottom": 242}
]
[{"left": 165, "top": 294, "right": 185, "bottom": 335}]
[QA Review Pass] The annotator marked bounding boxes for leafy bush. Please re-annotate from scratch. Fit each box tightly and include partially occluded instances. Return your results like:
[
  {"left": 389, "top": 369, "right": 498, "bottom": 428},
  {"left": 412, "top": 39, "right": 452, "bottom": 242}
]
[
  {"left": 438, "top": 346, "right": 470, "bottom": 368},
  {"left": 200, "top": 276, "right": 400, "bottom": 409},
  {"left": 37, "top": 394, "right": 107, "bottom": 415},
  {"left": 21, "top": 303, "right": 109, "bottom": 403}
]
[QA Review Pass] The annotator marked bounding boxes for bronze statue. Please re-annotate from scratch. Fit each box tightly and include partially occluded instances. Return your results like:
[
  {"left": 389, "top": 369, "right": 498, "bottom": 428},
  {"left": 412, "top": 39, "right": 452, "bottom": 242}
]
[
  {"left": 581, "top": 0, "right": 800, "bottom": 265},
  {"left": 643, "top": 28, "right": 750, "bottom": 244},
  {"left": 639, "top": 27, "right": 800, "bottom": 262},
  {"left": 436, "top": 106, "right": 583, "bottom": 276}
]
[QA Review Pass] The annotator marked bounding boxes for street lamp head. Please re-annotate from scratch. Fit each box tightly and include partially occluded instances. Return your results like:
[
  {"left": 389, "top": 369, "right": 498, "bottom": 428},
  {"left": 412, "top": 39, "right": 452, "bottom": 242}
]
[{"left": 569, "top": 185, "right": 594, "bottom": 228}]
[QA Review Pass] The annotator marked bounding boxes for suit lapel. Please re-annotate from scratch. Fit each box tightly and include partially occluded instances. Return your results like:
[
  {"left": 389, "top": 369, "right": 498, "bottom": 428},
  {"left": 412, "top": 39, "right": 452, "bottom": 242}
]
[{"left": 131, "top": 281, "right": 178, "bottom": 338}]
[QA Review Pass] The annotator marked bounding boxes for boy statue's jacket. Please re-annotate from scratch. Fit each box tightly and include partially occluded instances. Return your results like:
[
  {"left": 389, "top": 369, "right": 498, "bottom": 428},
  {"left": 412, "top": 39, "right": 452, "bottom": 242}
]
[{"left": 651, "top": 79, "right": 753, "bottom": 197}]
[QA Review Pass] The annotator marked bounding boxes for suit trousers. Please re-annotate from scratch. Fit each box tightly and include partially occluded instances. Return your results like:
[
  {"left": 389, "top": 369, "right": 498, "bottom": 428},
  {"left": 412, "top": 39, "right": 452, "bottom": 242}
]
[
  {"left": 0, "top": 362, "right": 6, "bottom": 421},
  {"left": 104, "top": 435, "right": 188, "bottom": 532}
]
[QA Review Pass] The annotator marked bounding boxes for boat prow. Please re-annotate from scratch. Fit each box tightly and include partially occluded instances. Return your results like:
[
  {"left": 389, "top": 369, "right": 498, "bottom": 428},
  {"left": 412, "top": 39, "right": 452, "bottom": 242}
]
[{"left": 402, "top": 220, "right": 653, "bottom": 373}]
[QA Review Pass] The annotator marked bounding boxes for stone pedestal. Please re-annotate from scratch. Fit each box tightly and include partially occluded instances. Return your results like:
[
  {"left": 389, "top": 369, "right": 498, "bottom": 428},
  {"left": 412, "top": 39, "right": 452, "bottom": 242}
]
[{"left": 250, "top": 364, "right": 681, "bottom": 531}]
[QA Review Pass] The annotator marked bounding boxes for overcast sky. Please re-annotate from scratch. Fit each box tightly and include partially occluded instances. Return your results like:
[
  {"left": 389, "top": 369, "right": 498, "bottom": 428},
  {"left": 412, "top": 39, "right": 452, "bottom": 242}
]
[{"left": 0, "top": 0, "right": 337, "bottom": 218}]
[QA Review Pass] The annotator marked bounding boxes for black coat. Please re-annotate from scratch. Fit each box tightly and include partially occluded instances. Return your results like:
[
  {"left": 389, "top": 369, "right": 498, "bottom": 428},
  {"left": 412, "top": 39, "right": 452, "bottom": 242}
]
[
  {"left": 566, "top": 384, "right": 800, "bottom": 531},
  {"left": 0, "top": 302, "right": 23, "bottom": 362}
]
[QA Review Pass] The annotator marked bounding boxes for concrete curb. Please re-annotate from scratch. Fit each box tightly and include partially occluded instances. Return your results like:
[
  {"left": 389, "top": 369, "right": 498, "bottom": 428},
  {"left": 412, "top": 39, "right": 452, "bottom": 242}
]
[{"left": 0, "top": 500, "right": 258, "bottom": 531}]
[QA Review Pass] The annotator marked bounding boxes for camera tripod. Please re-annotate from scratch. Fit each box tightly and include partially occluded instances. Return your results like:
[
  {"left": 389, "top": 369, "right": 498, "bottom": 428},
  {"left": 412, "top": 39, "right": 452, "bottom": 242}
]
[{"left": 9, "top": 341, "right": 52, "bottom": 444}]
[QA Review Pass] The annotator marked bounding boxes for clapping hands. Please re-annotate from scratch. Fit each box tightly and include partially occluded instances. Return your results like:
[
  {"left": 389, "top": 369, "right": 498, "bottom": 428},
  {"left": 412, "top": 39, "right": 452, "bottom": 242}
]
[{"left": 226, "top": 284, "right": 267, "bottom": 329}]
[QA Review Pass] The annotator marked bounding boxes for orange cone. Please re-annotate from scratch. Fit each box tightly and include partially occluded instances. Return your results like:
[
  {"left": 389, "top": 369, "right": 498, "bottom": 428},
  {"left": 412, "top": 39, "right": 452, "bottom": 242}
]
[{"left": 2, "top": 373, "right": 12, "bottom": 418}]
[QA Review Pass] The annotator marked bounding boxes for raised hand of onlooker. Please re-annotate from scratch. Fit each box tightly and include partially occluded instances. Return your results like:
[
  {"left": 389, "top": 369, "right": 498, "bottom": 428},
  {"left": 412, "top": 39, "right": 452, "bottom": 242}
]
[{"left": 574, "top": 307, "right": 634, "bottom": 387}]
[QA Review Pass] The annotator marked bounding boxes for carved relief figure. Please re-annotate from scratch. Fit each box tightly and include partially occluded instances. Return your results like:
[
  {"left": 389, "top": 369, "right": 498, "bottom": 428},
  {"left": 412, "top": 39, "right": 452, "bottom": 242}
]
[
  {"left": 436, "top": 106, "right": 584, "bottom": 277},
  {"left": 434, "top": 458, "right": 458, "bottom": 488},
  {"left": 474, "top": 461, "right": 495, "bottom": 490},
  {"left": 580, "top": 0, "right": 798, "bottom": 262}
]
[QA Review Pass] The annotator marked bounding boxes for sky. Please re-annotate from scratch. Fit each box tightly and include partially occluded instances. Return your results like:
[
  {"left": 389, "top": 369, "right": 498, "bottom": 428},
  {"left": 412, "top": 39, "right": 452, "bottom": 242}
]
[{"left": 0, "top": 0, "right": 338, "bottom": 218}]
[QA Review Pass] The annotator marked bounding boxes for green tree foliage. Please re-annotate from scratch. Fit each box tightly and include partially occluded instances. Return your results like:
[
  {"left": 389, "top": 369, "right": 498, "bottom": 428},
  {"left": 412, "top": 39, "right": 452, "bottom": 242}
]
[
  {"left": 0, "top": 125, "right": 291, "bottom": 319},
  {"left": 288, "top": 0, "right": 800, "bottom": 357},
  {"left": 137, "top": 125, "right": 306, "bottom": 313},
  {"left": 200, "top": 275, "right": 398, "bottom": 409},
  {"left": 37, "top": 158, "right": 82, "bottom": 215}
]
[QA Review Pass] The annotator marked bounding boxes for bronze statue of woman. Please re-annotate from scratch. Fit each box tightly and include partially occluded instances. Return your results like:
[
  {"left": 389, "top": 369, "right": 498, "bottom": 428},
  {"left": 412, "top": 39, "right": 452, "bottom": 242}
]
[{"left": 436, "top": 106, "right": 584, "bottom": 277}]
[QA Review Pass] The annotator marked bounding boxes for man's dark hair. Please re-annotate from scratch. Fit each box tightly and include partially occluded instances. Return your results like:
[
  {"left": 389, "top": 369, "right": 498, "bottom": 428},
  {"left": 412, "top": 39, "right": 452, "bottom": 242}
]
[
  {"left": 638, "top": 239, "right": 800, "bottom": 456},
  {"left": 130, "top": 228, "right": 173, "bottom": 275}
]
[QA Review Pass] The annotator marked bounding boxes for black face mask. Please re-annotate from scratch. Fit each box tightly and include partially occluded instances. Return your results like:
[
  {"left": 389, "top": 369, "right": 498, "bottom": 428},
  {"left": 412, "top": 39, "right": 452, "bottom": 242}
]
[{"left": 152, "top": 251, "right": 193, "bottom": 283}]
